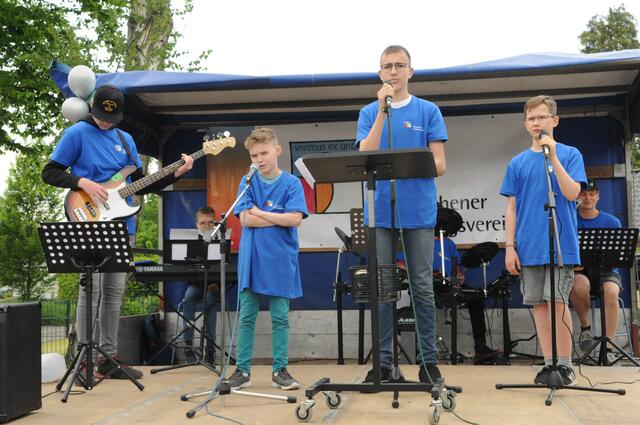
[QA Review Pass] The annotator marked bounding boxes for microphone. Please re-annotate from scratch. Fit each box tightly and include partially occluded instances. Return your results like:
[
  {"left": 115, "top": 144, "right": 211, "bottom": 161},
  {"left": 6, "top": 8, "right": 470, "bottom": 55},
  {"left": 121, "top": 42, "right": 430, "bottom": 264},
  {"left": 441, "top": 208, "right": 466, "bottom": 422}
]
[
  {"left": 383, "top": 80, "right": 393, "bottom": 109},
  {"left": 245, "top": 163, "right": 259, "bottom": 184},
  {"left": 539, "top": 130, "right": 550, "bottom": 156}
]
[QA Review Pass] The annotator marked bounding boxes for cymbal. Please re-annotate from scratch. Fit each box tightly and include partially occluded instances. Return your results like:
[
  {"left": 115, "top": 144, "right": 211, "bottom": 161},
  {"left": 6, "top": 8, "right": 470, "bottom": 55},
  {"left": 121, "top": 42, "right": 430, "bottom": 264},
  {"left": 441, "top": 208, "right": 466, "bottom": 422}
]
[
  {"left": 334, "top": 227, "right": 352, "bottom": 251},
  {"left": 435, "top": 206, "right": 463, "bottom": 238},
  {"left": 461, "top": 241, "right": 498, "bottom": 268}
]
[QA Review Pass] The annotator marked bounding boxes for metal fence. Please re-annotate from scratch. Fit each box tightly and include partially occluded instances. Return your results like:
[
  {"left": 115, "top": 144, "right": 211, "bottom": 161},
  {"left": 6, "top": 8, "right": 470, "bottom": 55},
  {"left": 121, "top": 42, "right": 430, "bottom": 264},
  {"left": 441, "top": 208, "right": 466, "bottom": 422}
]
[{"left": 2, "top": 292, "right": 160, "bottom": 357}]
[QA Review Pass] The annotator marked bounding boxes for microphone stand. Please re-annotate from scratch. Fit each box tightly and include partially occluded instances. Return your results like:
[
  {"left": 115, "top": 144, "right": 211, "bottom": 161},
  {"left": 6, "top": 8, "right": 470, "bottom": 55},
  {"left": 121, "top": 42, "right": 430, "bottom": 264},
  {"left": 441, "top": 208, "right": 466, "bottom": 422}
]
[
  {"left": 496, "top": 138, "right": 625, "bottom": 404},
  {"left": 182, "top": 172, "right": 296, "bottom": 419}
]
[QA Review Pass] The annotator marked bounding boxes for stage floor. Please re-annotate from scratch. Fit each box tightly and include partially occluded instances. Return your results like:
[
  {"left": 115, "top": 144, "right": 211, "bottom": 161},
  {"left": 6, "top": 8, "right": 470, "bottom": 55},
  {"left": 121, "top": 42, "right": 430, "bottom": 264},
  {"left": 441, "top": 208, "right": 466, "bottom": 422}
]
[{"left": 15, "top": 362, "right": 640, "bottom": 425}]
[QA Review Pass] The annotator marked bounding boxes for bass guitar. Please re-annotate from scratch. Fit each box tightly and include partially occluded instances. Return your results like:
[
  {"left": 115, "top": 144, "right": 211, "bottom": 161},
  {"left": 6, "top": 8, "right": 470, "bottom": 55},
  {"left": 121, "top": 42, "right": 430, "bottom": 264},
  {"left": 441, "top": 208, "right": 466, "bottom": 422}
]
[{"left": 64, "top": 135, "right": 235, "bottom": 222}]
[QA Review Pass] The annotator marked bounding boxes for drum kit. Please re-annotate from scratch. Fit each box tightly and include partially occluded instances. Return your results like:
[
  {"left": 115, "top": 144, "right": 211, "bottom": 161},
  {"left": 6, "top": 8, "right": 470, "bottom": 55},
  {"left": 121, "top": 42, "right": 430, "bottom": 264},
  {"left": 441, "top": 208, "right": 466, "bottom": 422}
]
[{"left": 333, "top": 206, "right": 520, "bottom": 365}]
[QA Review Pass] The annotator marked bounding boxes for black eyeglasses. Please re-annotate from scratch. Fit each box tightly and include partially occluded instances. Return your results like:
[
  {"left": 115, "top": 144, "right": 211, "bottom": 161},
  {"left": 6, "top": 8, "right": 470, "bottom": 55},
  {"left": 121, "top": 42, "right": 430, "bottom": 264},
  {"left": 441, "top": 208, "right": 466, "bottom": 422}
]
[{"left": 380, "top": 63, "right": 408, "bottom": 72}]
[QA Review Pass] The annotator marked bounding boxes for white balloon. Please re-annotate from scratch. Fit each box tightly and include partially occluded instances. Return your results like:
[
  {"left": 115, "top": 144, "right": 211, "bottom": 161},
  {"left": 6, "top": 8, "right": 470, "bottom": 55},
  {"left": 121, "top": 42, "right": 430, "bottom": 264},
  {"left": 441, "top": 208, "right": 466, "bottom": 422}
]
[
  {"left": 61, "top": 96, "right": 90, "bottom": 123},
  {"left": 41, "top": 353, "right": 66, "bottom": 383},
  {"left": 68, "top": 65, "right": 96, "bottom": 99}
]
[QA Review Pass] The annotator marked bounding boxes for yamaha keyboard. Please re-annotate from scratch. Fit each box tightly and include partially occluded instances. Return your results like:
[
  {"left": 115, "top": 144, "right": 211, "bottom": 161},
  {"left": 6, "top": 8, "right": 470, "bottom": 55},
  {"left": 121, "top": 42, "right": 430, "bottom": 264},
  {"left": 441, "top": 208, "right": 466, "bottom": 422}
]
[{"left": 134, "top": 263, "right": 237, "bottom": 283}]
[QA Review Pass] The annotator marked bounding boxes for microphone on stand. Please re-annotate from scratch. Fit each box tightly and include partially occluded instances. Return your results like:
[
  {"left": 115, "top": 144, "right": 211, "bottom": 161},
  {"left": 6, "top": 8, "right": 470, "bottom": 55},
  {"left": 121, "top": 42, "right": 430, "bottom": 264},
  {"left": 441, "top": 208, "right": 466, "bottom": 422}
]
[
  {"left": 245, "top": 163, "right": 259, "bottom": 185},
  {"left": 383, "top": 80, "right": 393, "bottom": 110},
  {"left": 539, "top": 130, "right": 554, "bottom": 174},
  {"left": 539, "top": 130, "right": 550, "bottom": 157}
]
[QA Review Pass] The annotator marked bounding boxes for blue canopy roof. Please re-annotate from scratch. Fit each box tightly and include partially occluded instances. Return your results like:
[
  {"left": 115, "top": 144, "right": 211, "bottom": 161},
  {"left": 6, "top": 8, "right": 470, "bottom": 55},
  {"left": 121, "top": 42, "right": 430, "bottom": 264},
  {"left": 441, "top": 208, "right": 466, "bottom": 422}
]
[{"left": 51, "top": 49, "right": 640, "bottom": 156}]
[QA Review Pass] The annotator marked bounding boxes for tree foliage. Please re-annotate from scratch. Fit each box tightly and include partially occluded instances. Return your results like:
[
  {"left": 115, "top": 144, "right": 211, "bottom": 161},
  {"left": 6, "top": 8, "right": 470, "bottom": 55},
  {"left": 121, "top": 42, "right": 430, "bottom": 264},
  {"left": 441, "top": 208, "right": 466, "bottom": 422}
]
[
  {"left": 0, "top": 144, "right": 63, "bottom": 299},
  {"left": 0, "top": 0, "right": 209, "bottom": 153},
  {"left": 579, "top": 4, "right": 640, "bottom": 53},
  {"left": 136, "top": 192, "right": 159, "bottom": 250}
]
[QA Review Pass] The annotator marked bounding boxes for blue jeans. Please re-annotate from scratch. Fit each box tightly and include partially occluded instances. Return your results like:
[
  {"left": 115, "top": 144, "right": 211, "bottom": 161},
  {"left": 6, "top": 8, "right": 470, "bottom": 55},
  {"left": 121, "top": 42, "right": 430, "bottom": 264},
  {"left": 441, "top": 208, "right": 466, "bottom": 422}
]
[
  {"left": 236, "top": 289, "right": 290, "bottom": 373},
  {"left": 182, "top": 284, "right": 220, "bottom": 346},
  {"left": 376, "top": 227, "right": 437, "bottom": 367}
]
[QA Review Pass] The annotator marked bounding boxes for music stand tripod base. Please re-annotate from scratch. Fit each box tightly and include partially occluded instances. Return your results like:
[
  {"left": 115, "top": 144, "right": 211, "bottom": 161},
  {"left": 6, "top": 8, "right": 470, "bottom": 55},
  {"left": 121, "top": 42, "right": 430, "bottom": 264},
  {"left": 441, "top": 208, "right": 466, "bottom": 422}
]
[{"left": 38, "top": 221, "right": 144, "bottom": 401}]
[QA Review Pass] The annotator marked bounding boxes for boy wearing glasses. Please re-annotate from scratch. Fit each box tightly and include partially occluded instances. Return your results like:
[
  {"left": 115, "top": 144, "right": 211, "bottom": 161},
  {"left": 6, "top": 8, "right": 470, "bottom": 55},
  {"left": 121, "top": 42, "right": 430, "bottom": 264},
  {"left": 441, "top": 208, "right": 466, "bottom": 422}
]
[
  {"left": 181, "top": 206, "right": 220, "bottom": 364},
  {"left": 500, "top": 95, "right": 586, "bottom": 386},
  {"left": 357, "top": 45, "right": 448, "bottom": 385}
]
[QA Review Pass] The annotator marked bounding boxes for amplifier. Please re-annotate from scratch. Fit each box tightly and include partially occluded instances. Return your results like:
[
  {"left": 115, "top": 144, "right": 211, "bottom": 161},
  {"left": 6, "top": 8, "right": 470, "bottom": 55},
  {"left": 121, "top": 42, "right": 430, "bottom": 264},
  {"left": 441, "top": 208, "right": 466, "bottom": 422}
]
[{"left": 0, "top": 302, "right": 42, "bottom": 423}]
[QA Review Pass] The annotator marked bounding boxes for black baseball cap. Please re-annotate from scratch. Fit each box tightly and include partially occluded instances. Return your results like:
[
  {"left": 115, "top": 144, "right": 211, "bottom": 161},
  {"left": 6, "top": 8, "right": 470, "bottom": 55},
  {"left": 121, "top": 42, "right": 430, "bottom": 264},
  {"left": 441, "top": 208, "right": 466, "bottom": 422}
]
[
  {"left": 91, "top": 84, "right": 124, "bottom": 124},
  {"left": 581, "top": 179, "right": 599, "bottom": 191}
]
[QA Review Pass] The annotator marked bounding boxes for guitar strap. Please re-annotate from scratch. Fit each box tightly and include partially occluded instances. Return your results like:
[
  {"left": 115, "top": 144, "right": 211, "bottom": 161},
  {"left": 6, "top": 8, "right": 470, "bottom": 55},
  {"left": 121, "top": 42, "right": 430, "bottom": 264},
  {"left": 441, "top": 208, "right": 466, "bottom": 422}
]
[{"left": 115, "top": 129, "right": 139, "bottom": 168}]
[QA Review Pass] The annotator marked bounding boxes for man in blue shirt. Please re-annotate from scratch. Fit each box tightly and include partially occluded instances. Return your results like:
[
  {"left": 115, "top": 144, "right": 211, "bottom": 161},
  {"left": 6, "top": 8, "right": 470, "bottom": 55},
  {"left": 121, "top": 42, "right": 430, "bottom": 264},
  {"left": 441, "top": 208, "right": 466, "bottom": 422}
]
[
  {"left": 500, "top": 95, "right": 586, "bottom": 386},
  {"left": 358, "top": 45, "right": 447, "bottom": 384},
  {"left": 569, "top": 180, "right": 623, "bottom": 361}
]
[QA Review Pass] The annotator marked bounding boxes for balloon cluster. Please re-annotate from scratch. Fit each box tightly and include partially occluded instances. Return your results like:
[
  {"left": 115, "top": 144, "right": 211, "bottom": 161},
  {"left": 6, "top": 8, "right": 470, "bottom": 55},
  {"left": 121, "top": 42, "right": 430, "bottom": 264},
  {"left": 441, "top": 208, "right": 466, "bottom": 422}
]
[{"left": 61, "top": 65, "right": 96, "bottom": 123}]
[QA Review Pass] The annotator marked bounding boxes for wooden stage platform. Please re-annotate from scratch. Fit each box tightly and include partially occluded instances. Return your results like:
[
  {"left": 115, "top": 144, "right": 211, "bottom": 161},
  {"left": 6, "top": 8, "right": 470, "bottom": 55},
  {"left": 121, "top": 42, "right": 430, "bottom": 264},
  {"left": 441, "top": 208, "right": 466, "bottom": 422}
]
[{"left": 13, "top": 362, "right": 640, "bottom": 424}]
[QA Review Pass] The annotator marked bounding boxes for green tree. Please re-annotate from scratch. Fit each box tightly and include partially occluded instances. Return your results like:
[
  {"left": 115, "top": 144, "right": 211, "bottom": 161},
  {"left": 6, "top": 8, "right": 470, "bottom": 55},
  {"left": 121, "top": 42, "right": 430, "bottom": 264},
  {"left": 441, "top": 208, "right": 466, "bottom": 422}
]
[
  {"left": 136, "top": 192, "right": 159, "bottom": 250},
  {"left": 579, "top": 5, "right": 640, "bottom": 168},
  {"left": 579, "top": 4, "right": 639, "bottom": 53},
  {"left": 0, "top": 144, "right": 63, "bottom": 299},
  {"left": 0, "top": 0, "right": 209, "bottom": 153}
]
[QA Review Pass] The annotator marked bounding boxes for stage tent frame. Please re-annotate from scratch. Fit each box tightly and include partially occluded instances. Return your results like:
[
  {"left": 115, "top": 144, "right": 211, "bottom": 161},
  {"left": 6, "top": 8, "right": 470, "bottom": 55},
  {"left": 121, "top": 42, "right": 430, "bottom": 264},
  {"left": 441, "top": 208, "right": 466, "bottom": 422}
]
[{"left": 51, "top": 50, "right": 640, "bottom": 356}]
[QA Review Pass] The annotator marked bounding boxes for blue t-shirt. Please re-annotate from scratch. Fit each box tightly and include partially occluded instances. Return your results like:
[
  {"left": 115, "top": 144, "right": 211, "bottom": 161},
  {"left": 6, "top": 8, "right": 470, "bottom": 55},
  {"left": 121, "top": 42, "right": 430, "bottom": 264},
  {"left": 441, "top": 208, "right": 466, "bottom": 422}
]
[
  {"left": 433, "top": 238, "right": 459, "bottom": 276},
  {"left": 578, "top": 209, "right": 622, "bottom": 274},
  {"left": 234, "top": 171, "right": 309, "bottom": 298},
  {"left": 51, "top": 121, "right": 143, "bottom": 233},
  {"left": 500, "top": 143, "right": 586, "bottom": 265},
  {"left": 356, "top": 96, "right": 448, "bottom": 229}
]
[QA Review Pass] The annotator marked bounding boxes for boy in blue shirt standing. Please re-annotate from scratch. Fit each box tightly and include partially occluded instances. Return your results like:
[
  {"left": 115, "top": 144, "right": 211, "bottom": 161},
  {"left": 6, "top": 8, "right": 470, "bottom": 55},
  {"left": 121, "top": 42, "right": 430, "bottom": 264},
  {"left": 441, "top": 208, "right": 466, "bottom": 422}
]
[
  {"left": 500, "top": 95, "right": 586, "bottom": 385},
  {"left": 42, "top": 85, "right": 193, "bottom": 380},
  {"left": 358, "top": 45, "right": 448, "bottom": 384},
  {"left": 227, "top": 128, "right": 308, "bottom": 391},
  {"left": 569, "top": 180, "right": 623, "bottom": 360}
]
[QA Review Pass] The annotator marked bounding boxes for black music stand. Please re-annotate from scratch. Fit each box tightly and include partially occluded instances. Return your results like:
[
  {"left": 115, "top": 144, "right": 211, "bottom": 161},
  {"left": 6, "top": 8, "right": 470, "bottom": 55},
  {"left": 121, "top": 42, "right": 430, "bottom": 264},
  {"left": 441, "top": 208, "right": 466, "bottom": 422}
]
[
  {"left": 576, "top": 227, "right": 640, "bottom": 367},
  {"left": 293, "top": 148, "right": 461, "bottom": 421},
  {"left": 333, "top": 226, "right": 354, "bottom": 365},
  {"left": 349, "top": 208, "right": 371, "bottom": 364},
  {"left": 37, "top": 221, "right": 144, "bottom": 402}
]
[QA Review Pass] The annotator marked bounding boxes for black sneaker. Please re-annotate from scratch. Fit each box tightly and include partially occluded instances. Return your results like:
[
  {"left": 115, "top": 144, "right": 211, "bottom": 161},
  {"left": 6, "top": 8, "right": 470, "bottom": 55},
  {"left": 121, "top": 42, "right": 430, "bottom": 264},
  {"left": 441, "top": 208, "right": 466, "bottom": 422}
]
[
  {"left": 204, "top": 346, "right": 215, "bottom": 364},
  {"left": 97, "top": 357, "right": 143, "bottom": 380},
  {"left": 578, "top": 327, "right": 596, "bottom": 352},
  {"left": 557, "top": 365, "right": 576, "bottom": 386},
  {"left": 534, "top": 365, "right": 552, "bottom": 385},
  {"left": 185, "top": 348, "right": 197, "bottom": 363},
  {"left": 363, "top": 365, "right": 391, "bottom": 383},
  {"left": 419, "top": 364, "right": 442, "bottom": 384},
  {"left": 474, "top": 344, "right": 501, "bottom": 365}
]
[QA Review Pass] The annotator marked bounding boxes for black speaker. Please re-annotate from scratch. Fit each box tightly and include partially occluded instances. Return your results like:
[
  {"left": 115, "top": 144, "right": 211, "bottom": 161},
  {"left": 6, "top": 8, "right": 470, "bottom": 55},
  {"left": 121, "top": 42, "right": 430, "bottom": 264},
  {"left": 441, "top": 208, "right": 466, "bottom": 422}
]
[{"left": 0, "top": 302, "right": 42, "bottom": 423}]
